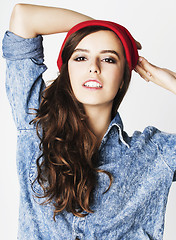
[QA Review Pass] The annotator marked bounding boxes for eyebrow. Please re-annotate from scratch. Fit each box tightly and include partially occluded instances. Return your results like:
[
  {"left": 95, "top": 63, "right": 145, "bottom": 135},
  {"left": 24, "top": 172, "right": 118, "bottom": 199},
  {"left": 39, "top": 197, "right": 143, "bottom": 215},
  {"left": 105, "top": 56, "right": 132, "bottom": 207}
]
[{"left": 73, "top": 48, "right": 120, "bottom": 59}]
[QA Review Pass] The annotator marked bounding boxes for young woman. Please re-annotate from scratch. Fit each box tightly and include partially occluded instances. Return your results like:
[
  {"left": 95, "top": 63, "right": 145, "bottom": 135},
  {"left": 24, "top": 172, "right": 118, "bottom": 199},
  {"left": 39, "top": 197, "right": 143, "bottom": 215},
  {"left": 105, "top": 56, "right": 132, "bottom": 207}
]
[{"left": 2, "top": 3, "right": 176, "bottom": 240}]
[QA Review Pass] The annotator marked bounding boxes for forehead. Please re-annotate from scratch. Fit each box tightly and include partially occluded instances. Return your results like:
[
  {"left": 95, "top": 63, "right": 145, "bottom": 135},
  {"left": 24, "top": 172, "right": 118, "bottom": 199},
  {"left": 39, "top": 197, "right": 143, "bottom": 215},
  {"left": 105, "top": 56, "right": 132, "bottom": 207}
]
[{"left": 75, "top": 30, "right": 124, "bottom": 53}]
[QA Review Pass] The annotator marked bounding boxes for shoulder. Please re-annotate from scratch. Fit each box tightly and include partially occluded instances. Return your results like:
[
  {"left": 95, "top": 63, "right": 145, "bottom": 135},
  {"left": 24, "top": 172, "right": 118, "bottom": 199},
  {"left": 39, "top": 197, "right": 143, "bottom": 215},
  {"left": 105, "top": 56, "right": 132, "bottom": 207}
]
[
  {"left": 127, "top": 125, "right": 176, "bottom": 158},
  {"left": 129, "top": 126, "right": 161, "bottom": 147},
  {"left": 129, "top": 125, "right": 176, "bottom": 146},
  {"left": 129, "top": 126, "right": 176, "bottom": 174}
]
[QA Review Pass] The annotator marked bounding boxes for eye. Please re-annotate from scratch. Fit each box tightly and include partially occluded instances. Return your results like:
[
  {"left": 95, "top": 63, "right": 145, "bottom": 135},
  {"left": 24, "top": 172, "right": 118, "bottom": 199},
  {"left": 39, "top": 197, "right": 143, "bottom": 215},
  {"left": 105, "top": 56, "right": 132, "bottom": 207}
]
[
  {"left": 74, "top": 56, "right": 87, "bottom": 61},
  {"left": 102, "top": 57, "right": 116, "bottom": 64}
]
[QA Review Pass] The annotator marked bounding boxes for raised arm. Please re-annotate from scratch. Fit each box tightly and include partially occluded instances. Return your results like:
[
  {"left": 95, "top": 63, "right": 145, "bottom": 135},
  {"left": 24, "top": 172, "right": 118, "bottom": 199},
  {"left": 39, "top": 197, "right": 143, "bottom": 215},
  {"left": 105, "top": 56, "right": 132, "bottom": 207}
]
[
  {"left": 9, "top": 4, "right": 93, "bottom": 38},
  {"left": 135, "top": 57, "right": 176, "bottom": 94}
]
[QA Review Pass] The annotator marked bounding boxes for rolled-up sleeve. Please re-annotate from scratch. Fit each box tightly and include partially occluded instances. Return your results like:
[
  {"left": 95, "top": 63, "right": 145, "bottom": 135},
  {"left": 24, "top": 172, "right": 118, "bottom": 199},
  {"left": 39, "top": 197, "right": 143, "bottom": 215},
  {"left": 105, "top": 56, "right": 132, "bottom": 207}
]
[{"left": 2, "top": 31, "right": 47, "bottom": 130}]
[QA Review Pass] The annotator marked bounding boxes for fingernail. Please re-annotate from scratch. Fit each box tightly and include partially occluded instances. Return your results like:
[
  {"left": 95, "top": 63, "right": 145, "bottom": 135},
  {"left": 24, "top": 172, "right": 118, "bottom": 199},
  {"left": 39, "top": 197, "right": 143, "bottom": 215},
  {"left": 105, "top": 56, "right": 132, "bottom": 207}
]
[
  {"left": 147, "top": 72, "right": 151, "bottom": 77},
  {"left": 139, "top": 57, "right": 143, "bottom": 62}
]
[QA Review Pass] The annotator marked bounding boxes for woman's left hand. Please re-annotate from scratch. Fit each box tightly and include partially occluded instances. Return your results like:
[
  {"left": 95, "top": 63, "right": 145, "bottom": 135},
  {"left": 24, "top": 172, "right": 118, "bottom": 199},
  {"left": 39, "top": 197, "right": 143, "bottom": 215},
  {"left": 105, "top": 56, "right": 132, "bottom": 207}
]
[{"left": 135, "top": 57, "right": 176, "bottom": 94}]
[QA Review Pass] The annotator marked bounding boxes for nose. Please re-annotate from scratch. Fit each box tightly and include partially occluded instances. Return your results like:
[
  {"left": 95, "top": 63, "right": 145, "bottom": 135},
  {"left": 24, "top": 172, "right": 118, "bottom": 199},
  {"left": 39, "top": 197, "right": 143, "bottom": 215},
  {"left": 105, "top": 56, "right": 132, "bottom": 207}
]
[{"left": 89, "top": 59, "right": 101, "bottom": 74}]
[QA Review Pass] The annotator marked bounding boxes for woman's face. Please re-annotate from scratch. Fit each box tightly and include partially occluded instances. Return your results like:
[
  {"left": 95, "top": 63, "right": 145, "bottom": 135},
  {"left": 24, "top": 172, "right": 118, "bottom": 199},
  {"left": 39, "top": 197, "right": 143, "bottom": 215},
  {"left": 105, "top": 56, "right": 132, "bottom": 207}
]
[{"left": 68, "top": 30, "right": 125, "bottom": 110}]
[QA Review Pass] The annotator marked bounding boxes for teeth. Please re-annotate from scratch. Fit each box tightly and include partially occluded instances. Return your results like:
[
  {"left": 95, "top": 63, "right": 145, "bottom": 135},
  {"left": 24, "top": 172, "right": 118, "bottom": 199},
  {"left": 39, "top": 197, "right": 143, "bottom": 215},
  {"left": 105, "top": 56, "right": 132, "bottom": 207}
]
[{"left": 84, "top": 81, "right": 102, "bottom": 88}]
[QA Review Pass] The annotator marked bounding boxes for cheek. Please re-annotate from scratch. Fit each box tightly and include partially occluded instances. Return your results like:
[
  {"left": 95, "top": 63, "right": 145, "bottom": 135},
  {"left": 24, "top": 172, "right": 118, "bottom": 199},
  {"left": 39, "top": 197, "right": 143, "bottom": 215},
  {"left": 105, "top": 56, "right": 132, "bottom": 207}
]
[
  {"left": 107, "top": 68, "right": 125, "bottom": 99},
  {"left": 68, "top": 63, "right": 81, "bottom": 97},
  {"left": 68, "top": 62, "right": 73, "bottom": 81},
  {"left": 68, "top": 62, "right": 83, "bottom": 83},
  {"left": 108, "top": 68, "right": 124, "bottom": 87},
  {"left": 68, "top": 63, "right": 77, "bottom": 88}
]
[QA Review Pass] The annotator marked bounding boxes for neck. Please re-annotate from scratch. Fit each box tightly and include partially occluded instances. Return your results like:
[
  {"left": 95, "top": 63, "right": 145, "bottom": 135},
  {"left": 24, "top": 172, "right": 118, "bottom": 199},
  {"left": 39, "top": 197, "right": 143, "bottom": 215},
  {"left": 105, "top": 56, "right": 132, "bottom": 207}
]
[{"left": 84, "top": 104, "right": 113, "bottom": 145}]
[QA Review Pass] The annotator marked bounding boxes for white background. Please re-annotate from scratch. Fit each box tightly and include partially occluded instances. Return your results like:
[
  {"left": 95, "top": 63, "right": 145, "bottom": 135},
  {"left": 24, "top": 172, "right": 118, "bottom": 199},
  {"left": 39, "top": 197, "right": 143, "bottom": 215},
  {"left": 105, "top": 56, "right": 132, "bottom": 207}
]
[{"left": 0, "top": 0, "right": 176, "bottom": 239}]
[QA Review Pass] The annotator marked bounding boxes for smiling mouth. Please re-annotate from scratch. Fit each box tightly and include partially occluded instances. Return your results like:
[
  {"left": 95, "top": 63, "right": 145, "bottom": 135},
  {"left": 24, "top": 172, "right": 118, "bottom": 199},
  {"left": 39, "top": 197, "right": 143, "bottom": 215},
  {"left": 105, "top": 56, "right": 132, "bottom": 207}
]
[{"left": 83, "top": 80, "right": 102, "bottom": 89}]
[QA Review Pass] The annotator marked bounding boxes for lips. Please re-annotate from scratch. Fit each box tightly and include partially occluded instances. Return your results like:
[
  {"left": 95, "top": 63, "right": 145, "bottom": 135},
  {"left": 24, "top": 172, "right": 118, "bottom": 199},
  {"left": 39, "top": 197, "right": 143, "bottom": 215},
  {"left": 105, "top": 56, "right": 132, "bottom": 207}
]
[{"left": 83, "top": 80, "right": 103, "bottom": 89}]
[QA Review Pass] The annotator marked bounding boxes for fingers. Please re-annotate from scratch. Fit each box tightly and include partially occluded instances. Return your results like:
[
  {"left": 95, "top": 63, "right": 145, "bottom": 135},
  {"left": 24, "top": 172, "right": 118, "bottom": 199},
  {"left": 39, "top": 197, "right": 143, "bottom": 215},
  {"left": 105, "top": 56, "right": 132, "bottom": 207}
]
[
  {"left": 135, "top": 57, "right": 176, "bottom": 94},
  {"left": 135, "top": 57, "right": 153, "bottom": 82},
  {"left": 135, "top": 39, "right": 142, "bottom": 50}
]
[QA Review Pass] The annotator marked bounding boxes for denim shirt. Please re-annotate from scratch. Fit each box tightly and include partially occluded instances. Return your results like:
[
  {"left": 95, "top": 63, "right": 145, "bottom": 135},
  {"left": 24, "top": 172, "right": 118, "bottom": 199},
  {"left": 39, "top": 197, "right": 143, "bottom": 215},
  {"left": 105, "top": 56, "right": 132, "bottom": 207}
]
[{"left": 3, "top": 31, "right": 176, "bottom": 240}]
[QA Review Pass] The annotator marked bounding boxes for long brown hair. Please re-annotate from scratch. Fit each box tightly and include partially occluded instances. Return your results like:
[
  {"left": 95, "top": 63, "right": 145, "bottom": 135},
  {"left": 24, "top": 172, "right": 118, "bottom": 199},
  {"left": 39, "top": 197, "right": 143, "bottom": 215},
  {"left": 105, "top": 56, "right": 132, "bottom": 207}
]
[{"left": 31, "top": 26, "right": 131, "bottom": 220}]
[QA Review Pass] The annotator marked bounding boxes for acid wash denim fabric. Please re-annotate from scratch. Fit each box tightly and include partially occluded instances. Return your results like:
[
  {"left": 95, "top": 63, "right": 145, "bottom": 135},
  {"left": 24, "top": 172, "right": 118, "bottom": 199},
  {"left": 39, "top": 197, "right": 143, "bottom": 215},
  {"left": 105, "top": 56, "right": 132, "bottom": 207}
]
[{"left": 3, "top": 31, "right": 176, "bottom": 240}]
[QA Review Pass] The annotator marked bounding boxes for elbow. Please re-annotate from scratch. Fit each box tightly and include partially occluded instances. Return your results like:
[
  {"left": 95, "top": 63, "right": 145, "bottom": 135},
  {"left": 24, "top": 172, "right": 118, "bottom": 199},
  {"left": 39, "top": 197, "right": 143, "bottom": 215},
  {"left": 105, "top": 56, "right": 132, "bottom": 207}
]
[
  {"left": 9, "top": 4, "right": 33, "bottom": 38},
  {"left": 9, "top": 4, "right": 25, "bottom": 31}
]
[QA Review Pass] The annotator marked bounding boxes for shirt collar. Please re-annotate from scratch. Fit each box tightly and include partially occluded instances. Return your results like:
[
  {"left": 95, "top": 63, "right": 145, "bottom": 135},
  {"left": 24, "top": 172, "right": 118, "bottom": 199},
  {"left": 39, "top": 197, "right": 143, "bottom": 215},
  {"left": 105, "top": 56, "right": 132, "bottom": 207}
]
[
  {"left": 99, "top": 112, "right": 130, "bottom": 150},
  {"left": 110, "top": 112, "right": 124, "bottom": 130}
]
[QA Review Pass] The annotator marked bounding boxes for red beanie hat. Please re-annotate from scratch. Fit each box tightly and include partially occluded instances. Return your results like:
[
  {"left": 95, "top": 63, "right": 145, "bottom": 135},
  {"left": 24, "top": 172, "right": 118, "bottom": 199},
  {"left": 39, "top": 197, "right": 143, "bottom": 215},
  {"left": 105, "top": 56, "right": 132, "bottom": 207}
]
[{"left": 57, "top": 20, "right": 139, "bottom": 72}]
